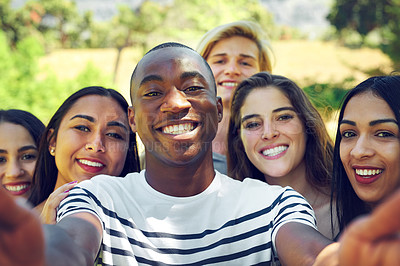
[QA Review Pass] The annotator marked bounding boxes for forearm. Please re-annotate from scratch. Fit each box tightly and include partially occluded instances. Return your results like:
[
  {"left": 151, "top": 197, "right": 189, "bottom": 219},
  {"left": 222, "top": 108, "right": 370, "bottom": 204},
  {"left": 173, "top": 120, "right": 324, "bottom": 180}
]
[
  {"left": 44, "top": 216, "right": 101, "bottom": 266},
  {"left": 276, "top": 222, "right": 333, "bottom": 266}
]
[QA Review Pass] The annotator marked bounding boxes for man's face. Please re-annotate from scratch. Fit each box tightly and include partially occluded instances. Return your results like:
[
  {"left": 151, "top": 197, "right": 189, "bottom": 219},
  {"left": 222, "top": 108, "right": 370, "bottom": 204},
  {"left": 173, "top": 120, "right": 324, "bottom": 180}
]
[{"left": 129, "top": 47, "right": 222, "bottom": 167}]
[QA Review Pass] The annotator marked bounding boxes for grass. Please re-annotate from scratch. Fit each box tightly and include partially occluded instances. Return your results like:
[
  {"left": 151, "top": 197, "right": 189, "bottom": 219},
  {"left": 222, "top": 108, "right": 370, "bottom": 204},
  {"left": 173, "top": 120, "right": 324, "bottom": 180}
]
[{"left": 39, "top": 40, "right": 394, "bottom": 103}]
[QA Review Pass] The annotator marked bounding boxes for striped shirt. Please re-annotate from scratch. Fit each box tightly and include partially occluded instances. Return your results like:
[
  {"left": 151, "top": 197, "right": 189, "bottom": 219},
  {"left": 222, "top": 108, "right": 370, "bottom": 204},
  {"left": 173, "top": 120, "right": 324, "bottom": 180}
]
[{"left": 57, "top": 170, "right": 316, "bottom": 265}]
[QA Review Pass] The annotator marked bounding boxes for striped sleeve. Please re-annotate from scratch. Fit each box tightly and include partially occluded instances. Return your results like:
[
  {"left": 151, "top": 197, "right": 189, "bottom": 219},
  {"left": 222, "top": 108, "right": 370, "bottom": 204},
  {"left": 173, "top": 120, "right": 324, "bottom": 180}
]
[
  {"left": 56, "top": 185, "right": 103, "bottom": 227},
  {"left": 271, "top": 187, "right": 317, "bottom": 252}
]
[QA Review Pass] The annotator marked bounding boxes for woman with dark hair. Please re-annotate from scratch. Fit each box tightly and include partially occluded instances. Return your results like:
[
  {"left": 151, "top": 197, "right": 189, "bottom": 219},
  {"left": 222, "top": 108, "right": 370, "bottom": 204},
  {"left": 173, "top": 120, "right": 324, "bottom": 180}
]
[
  {"left": 227, "top": 72, "right": 337, "bottom": 239},
  {"left": 0, "top": 109, "right": 45, "bottom": 199},
  {"left": 333, "top": 75, "right": 400, "bottom": 236},
  {"left": 29, "top": 86, "right": 140, "bottom": 224}
]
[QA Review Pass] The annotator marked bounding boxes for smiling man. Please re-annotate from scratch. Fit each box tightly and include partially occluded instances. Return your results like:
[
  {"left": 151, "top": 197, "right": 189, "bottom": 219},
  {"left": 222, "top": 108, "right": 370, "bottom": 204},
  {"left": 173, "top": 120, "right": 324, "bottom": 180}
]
[
  {"left": 3, "top": 42, "right": 397, "bottom": 265},
  {"left": 55, "top": 42, "right": 331, "bottom": 265}
]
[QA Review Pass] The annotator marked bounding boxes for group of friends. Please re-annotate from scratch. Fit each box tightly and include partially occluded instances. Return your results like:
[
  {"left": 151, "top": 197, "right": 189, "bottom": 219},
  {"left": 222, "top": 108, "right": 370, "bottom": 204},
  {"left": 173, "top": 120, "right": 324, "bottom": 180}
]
[{"left": 1, "top": 21, "right": 400, "bottom": 265}]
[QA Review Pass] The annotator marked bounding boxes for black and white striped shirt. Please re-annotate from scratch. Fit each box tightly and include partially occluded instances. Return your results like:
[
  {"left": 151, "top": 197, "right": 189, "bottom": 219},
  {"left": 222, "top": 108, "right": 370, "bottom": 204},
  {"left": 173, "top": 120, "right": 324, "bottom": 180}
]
[{"left": 57, "top": 170, "right": 316, "bottom": 265}]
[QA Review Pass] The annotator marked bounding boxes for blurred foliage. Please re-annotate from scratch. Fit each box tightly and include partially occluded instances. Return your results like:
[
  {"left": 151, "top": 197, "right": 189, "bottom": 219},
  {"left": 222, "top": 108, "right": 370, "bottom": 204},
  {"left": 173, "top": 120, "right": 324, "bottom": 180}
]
[
  {"left": 0, "top": 30, "right": 111, "bottom": 123},
  {"left": 0, "top": 0, "right": 359, "bottom": 122},
  {"left": 303, "top": 77, "right": 355, "bottom": 119},
  {"left": 328, "top": 0, "right": 400, "bottom": 67}
]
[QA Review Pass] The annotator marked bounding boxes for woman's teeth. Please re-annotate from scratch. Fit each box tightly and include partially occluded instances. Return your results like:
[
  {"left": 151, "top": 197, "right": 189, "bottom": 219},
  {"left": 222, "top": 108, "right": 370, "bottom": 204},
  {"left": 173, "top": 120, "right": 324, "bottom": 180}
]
[
  {"left": 79, "top": 159, "right": 104, "bottom": 167},
  {"left": 355, "top": 169, "right": 383, "bottom": 177},
  {"left": 4, "top": 183, "right": 30, "bottom": 192},
  {"left": 262, "top": 145, "right": 288, "bottom": 157}
]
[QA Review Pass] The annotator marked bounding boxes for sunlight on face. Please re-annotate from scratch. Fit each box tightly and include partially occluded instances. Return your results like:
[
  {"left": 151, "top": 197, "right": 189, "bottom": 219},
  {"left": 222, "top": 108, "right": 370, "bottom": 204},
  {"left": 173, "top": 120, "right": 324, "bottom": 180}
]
[
  {"left": 0, "top": 123, "right": 38, "bottom": 199},
  {"left": 340, "top": 91, "right": 400, "bottom": 205},
  {"left": 240, "top": 87, "right": 306, "bottom": 184},
  {"left": 207, "top": 36, "right": 260, "bottom": 106},
  {"left": 52, "top": 95, "right": 130, "bottom": 187}
]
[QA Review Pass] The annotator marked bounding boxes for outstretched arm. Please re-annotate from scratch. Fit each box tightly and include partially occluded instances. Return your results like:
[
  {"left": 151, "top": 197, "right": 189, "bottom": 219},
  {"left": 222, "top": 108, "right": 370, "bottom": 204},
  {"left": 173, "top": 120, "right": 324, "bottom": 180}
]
[
  {"left": 0, "top": 186, "right": 102, "bottom": 266},
  {"left": 276, "top": 222, "right": 333, "bottom": 266},
  {"left": 0, "top": 187, "right": 44, "bottom": 266},
  {"left": 314, "top": 189, "right": 400, "bottom": 266},
  {"left": 338, "top": 189, "right": 400, "bottom": 266}
]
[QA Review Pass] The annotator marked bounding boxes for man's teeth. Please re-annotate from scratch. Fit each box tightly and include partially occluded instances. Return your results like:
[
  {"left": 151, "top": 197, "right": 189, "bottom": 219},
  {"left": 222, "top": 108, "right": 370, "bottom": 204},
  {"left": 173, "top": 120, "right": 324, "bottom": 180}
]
[
  {"left": 5, "top": 184, "right": 29, "bottom": 192},
  {"left": 221, "top": 82, "right": 238, "bottom": 87},
  {"left": 79, "top": 159, "right": 104, "bottom": 167},
  {"left": 355, "top": 169, "right": 383, "bottom": 177},
  {"left": 163, "top": 123, "right": 194, "bottom": 135},
  {"left": 262, "top": 146, "right": 288, "bottom": 157}
]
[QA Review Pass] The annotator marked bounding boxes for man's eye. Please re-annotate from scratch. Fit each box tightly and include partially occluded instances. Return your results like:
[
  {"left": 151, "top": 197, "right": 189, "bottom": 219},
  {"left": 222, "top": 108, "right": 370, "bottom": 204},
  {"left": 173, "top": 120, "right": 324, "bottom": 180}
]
[
  {"left": 144, "top": 91, "right": 161, "bottom": 97},
  {"left": 185, "top": 86, "right": 201, "bottom": 92}
]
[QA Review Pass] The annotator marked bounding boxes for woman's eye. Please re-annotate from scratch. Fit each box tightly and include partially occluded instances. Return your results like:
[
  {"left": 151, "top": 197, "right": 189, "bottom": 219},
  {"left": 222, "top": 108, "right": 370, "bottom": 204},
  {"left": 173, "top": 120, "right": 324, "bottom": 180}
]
[
  {"left": 341, "top": 131, "right": 355, "bottom": 138},
  {"left": 107, "top": 132, "right": 124, "bottom": 140},
  {"left": 376, "top": 131, "right": 396, "bottom": 138},
  {"left": 21, "top": 153, "right": 37, "bottom": 161},
  {"left": 244, "top": 122, "right": 261, "bottom": 130},
  {"left": 0, "top": 157, "right": 6, "bottom": 163},
  {"left": 277, "top": 114, "right": 293, "bottom": 121},
  {"left": 74, "top": 125, "right": 90, "bottom": 132},
  {"left": 240, "top": 61, "right": 251, "bottom": 66}
]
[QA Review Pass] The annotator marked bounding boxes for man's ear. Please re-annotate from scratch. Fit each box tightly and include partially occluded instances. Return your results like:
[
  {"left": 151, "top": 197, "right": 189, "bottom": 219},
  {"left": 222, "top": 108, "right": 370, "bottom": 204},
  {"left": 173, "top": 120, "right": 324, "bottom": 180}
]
[
  {"left": 48, "top": 128, "right": 56, "bottom": 156},
  {"left": 128, "top": 106, "right": 137, "bottom": 133},
  {"left": 216, "top": 96, "right": 223, "bottom": 123}
]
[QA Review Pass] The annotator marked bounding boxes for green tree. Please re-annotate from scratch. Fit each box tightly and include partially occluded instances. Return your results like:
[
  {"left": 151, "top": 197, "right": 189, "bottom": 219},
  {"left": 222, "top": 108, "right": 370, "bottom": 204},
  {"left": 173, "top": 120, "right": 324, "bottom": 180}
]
[
  {"left": 328, "top": 0, "right": 400, "bottom": 66},
  {"left": 160, "top": 0, "right": 275, "bottom": 44},
  {"left": 0, "top": 0, "right": 43, "bottom": 48},
  {"left": 109, "top": 1, "right": 167, "bottom": 83}
]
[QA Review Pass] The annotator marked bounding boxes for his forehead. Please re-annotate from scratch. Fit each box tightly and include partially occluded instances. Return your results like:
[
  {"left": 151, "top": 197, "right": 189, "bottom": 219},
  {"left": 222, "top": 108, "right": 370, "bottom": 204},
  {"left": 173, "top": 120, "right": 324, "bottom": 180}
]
[
  {"left": 130, "top": 46, "right": 216, "bottom": 102},
  {"left": 140, "top": 47, "right": 208, "bottom": 74}
]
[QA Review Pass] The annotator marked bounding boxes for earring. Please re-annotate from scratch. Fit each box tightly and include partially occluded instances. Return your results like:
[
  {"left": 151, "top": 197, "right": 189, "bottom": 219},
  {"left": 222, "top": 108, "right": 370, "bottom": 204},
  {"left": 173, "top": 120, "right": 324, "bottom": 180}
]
[{"left": 50, "top": 147, "right": 55, "bottom": 155}]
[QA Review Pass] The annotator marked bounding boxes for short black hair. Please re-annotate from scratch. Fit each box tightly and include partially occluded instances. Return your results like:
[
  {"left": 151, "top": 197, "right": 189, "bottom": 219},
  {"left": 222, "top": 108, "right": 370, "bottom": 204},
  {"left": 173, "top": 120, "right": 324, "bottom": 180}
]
[{"left": 130, "top": 42, "right": 216, "bottom": 103}]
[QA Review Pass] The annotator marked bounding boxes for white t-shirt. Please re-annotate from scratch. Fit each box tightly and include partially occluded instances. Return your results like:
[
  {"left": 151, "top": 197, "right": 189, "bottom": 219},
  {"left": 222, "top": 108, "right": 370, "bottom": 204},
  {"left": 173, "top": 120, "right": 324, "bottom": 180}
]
[{"left": 57, "top": 170, "right": 316, "bottom": 265}]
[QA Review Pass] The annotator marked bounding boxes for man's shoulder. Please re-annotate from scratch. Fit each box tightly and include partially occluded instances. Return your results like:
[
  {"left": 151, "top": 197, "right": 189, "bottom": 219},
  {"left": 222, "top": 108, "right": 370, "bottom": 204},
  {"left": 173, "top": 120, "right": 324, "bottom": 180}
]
[
  {"left": 216, "top": 171, "right": 289, "bottom": 197},
  {"left": 78, "top": 171, "right": 143, "bottom": 190}
]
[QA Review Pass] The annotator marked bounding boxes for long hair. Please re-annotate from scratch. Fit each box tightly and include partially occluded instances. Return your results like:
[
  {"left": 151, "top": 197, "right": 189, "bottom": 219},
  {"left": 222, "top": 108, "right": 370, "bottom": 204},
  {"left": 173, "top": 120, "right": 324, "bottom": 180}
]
[
  {"left": 227, "top": 72, "right": 333, "bottom": 194},
  {"left": 333, "top": 75, "right": 400, "bottom": 232},
  {"left": 28, "top": 86, "right": 140, "bottom": 206},
  {"left": 0, "top": 109, "right": 45, "bottom": 147},
  {"left": 197, "top": 20, "right": 274, "bottom": 72}
]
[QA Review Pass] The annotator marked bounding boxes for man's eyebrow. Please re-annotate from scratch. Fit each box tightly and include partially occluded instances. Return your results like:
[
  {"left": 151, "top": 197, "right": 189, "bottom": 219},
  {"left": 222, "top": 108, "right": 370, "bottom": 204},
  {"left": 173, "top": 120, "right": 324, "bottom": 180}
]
[
  {"left": 107, "top": 121, "right": 128, "bottom": 131},
  {"left": 139, "top": 74, "right": 163, "bottom": 87},
  {"left": 70, "top": 114, "right": 95, "bottom": 122},
  {"left": 370, "top": 119, "right": 398, "bottom": 126},
  {"left": 180, "top": 71, "right": 207, "bottom": 81},
  {"left": 18, "top": 145, "right": 37, "bottom": 153}
]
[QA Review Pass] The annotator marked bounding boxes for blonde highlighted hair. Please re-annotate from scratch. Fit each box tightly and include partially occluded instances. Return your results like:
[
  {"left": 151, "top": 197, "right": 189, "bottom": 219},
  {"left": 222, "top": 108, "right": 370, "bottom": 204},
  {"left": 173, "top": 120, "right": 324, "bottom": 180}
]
[{"left": 196, "top": 20, "right": 274, "bottom": 72}]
